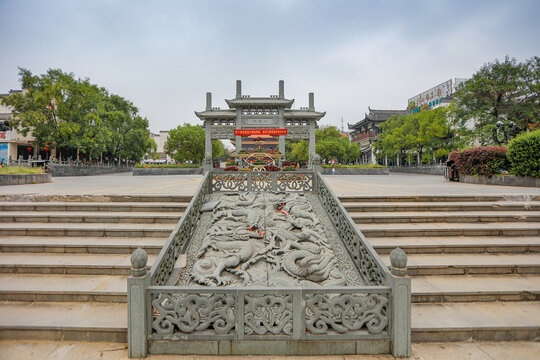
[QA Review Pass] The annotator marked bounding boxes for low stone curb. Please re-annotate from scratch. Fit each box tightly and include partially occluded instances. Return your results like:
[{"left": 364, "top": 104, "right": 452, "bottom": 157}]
[
  {"left": 0, "top": 173, "right": 51, "bottom": 186},
  {"left": 460, "top": 174, "right": 540, "bottom": 188},
  {"left": 50, "top": 165, "right": 132, "bottom": 177},
  {"left": 132, "top": 168, "right": 203, "bottom": 176},
  {"left": 321, "top": 167, "right": 389, "bottom": 175},
  {"left": 390, "top": 166, "right": 444, "bottom": 175}
]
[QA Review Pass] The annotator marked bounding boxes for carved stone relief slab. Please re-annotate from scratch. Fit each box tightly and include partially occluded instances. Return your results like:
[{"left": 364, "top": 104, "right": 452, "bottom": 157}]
[{"left": 177, "top": 192, "right": 363, "bottom": 287}]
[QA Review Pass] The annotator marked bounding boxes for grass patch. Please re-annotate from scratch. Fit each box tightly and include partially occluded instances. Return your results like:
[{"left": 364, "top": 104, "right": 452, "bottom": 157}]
[
  {"left": 322, "top": 164, "right": 387, "bottom": 169},
  {"left": 135, "top": 164, "right": 201, "bottom": 168},
  {"left": 0, "top": 166, "right": 44, "bottom": 174}
]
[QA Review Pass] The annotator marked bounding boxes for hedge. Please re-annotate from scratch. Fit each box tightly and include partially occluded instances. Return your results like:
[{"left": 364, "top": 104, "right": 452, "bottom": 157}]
[
  {"left": 449, "top": 146, "right": 509, "bottom": 176},
  {"left": 507, "top": 130, "right": 540, "bottom": 178},
  {"left": 135, "top": 164, "right": 200, "bottom": 168}
]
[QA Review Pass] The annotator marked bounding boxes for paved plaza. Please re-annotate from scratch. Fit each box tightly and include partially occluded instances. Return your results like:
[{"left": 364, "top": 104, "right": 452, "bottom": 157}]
[{"left": 0, "top": 172, "right": 538, "bottom": 197}]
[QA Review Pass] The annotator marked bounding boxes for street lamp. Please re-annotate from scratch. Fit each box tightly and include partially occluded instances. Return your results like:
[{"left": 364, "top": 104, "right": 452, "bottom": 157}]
[{"left": 493, "top": 121, "right": 519, "bottom": 145}]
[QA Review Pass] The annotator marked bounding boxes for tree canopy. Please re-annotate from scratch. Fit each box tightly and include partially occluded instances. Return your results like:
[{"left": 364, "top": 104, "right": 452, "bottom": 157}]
[
  {"left": 452, "top": 56, "right": 539, "bottom": 145},
  {"left": 164, "top": 123, "right": 224, "bottom": 163},
  {"left": 373, "top": 107, "right": 460, "bottom": 163},
  {"left": 1, "top": 67, "right": 154, "bottom": 162}
]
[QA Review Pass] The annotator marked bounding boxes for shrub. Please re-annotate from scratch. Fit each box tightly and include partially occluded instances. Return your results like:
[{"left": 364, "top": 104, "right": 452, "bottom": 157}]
[
  {"left": 0, "top": 166, "right": 44, "bottom": 174},
  {"left": 224, "top": 166, "right": 238, "bottom": 171},
  {"left": 282, "top": 161, "right": 296, "bottom": 167},
  {"left": 264, "top": 165, "right": 280, "bottom": 171},
  {"left": 449, "top": 146, "right": 509, "bottom": 176},
  {"left": 507, "top": 130, "right": 540, "bottom": 178}
]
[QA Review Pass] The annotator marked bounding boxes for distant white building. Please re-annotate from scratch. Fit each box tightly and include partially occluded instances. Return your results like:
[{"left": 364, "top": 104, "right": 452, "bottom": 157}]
[
  {"left": 149, "top": 131, "right": 173, "bottom": 163},
  {"left": 407, "top": 78, "right": 468, "bottom": 114}
]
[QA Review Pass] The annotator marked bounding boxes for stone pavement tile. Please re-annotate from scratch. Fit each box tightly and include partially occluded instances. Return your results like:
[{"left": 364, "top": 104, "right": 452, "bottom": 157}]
[
  {"left": 0, "top": 340, "right": 397, "bottom": 360},
  {"left": 412, "top": 341, "right": 540, "bottom": 360}
]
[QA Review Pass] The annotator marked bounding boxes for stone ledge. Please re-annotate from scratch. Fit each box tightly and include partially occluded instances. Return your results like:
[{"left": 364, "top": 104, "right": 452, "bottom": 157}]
[
  {"left": 49, "top": 165, "right": 132, "bottom": 177},
  {"left": 390, "top": 166, "right": 445, "bottom": 175},
  {"left": 460, "top": 174, "right": 540, "bottom": 187},
  {"left": 132, "top": 167, "right": 203, "bottom": 175},
  {"left": 321, "top": 167, "right": 389, "bottom": 175},
  {"left": 0, "top": 174, "right": 51, "bottom": 186}
]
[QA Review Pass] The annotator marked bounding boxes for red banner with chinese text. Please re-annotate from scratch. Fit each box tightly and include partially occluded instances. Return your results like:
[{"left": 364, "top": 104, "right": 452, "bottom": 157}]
[{"left": 234, "top": 129, "right": 287, "bottom": 136}]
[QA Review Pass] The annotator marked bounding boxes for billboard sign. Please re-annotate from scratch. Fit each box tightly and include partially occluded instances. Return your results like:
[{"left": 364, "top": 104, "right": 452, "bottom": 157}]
[{"left": 407, "top": 79, "right": 453, "bottom": 113}]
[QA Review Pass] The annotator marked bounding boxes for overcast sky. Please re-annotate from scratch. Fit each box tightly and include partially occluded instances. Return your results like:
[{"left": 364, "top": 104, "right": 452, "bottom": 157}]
[{"left": 1, "top": 0, "right": 539, "bottom": 133}]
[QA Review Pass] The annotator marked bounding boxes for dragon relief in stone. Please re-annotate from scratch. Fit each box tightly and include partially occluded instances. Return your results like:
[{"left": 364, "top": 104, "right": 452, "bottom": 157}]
[{"left": 189, "top": 192, "right": 347, "bottom": 287}]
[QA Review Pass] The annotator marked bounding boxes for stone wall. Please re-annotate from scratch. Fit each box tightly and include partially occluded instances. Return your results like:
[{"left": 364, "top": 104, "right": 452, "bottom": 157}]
[
  {"left": 389, "top": 166, "right": 444, "bottom": 175},
  {"left": 49, "top": 164, "right": 132, "bottom": 177},
  {"left": 321, "top": 167, "right": 389, "bottom": 175},
  {"left": 132, "top": 167, "right": 203, "bottom": 176},
  {"left": 460, "top": 174, "right": 540, "bottom": 187},
  {"left": 0, "top": 173, "right": 51, "bottom": 186}
]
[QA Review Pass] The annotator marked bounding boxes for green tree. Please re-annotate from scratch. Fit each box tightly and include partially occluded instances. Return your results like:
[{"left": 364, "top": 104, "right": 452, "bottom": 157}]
[
  {"left": 212, "top": 140, "right": 225, "bottom": 160},
  {"left": 1, "top": 67, "right": 153, "bottom": 162},
  {"left": 316, "top": 125, "right": 342, "bottom": 141},
  {"left": 291, "top": 140, "right": 309, "bottom": 162},
  {"left": 164, "top": 124, "right": 205, "bottom": 163},
  {"left": 452, "top": 56, "right": 540, "bottom": 145}
]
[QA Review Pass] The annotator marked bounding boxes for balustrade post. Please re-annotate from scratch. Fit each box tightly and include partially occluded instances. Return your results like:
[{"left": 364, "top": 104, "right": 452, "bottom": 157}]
[
  {"left": 388, "top": 247, "right": 411, "bottom": 357},
  {"left": 128, "top": 248, "right": 151, "bottom": 358}
]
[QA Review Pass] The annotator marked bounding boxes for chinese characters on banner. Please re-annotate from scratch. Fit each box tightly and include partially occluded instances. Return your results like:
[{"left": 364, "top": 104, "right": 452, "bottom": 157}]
[{"left": 234, "top": 129, "right": 287, "bottom": 136}]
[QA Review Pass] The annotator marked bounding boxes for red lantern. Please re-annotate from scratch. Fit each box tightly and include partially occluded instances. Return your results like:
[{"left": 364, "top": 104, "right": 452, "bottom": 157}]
[
  {"left": 26, "top": 147, "right": 32, "bottom": 152},
  {"left": 44, "top": 147, "right": 50, "bottom": 151}
]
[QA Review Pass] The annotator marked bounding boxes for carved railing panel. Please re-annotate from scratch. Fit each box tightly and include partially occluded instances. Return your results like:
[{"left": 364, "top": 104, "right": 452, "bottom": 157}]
[
  {"left": 152, "top": 292, "right": 236, "bottom": 335},
  {"left": 304, "top": 292, "right": 388, "bottom": 336},
  {"left": 315, "top": 173, "right": 388, "bottom": 286},
  {"left": 276, "top": 172, "right": 313, "bottom": 192},
  {"left": 148, "top": 287, "right": 390, "bottom": 340},
  {"left": 150, "top": 172, "right": 212, "bottom": 285},
  {"left": 212, "top": 171, "right": 313, "bottom": 192},
  {"left": 244, "top": 294, "right": 293, "bottom": 336}
]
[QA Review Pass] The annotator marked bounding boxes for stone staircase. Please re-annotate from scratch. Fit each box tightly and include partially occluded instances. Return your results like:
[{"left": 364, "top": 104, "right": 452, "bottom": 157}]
[
  {"left": 1, "top": 193, "right": 539, "bottom": 345},
  {"left": 342, "top": 195, "right": 540, "bottom": 342},
  {"left": 0, "top": 195, "right": 189, "bottom": 342}
]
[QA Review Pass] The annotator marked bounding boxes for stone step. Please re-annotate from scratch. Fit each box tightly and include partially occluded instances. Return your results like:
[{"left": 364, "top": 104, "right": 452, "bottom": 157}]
[
  {"left": 350, "top": 211, "right": 540, "bottom": 224},
  {"left": 0, "top": 274, "right": 127, "bottom": 302},
  {"left": 411, "top": 274, "right": 540, "bottom": 303},
  {"left": 381, "top": 253, "right": 540, "bottom": 276},
  {"left": 0, "top": 301, "right": 127, "bottom": 342},
  {"left": 0, "top": 252, "right": 156, "bottom": 276},
  {"left": 359, "top": 222, "right": 540, "bottom": 237},
  {"left": 0, "top": 211, "right": 182, "bottom": 224},
  {"left": 343, "top": 201, "right": 540, "bottom": 212},
  {"left": 338, "top": 195, "right": 540, "bottom": 203},
  {"left": 369, "top": 236, "right": 540, "bottom": 254},
  {"left": 0, "top": 194, "right": 192, "bottom": 203},
  {"left": 411, "top": 301, "right": 540, "bottom": 342},
  {"left": 0, "top": 201, "right": 188, "bottom": 212},
  {"left": 0, "top": 223, "right": 174, "bottom": 237},
  {"left": 0, "top": 236, "right": 166, "bottom": 254}
]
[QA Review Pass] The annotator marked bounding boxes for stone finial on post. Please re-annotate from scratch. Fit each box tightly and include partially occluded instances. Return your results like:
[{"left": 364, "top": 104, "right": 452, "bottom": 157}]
[
  {"left": 389, "top": 247, "right": 407, "bottom": 276},
  {"left": 131, "top": 247, "right": 148, "bottom": 277},
  {"left": 388, "top": 247, "right": 411, "bottom": 357},
  {"left": 311, "top": 153, "right": 321, "bottom": 173},
  {"left": 128, "top": 247, "right": 150, "bottom": 358},
  {"left": 309, "top": 92, "right": 314, "bottom": 111},
  {"left": 279, "top": 80, "right": 284, "bottom": 98}
]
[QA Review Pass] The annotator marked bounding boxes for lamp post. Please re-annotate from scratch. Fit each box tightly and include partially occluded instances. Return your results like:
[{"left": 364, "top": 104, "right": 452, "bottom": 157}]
[{"left": 492, "top": 121, "right": 519, "bottom": 145}]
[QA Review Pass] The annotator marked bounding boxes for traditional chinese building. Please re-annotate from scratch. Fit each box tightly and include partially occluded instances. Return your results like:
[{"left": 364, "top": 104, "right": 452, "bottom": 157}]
[
  {"left": 348, "top": 108, "right": 408, "bottom": 164},
  {"left": 195, "top": 80, "right": 325, "bottom": 168}
]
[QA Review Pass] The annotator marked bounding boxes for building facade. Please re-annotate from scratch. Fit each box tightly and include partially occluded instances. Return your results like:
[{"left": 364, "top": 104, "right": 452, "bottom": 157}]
[
  {"left": 0, "top": 90, "right": 46, "bottom": 163},
  {"left": 195, "top": 80, "right": 325, "bottom": 166},
  {"left": 348, "top": 108, "right": 408, "bottom": 164}
]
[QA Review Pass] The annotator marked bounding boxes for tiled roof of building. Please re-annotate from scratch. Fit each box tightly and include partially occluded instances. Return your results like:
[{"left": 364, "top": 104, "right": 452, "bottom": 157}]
[
  {"left": 348, "top": 108, "right": 408, "bottom": 130},
  {"left": 225, "top": 97, "right": 294, "bottom": 108}
]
